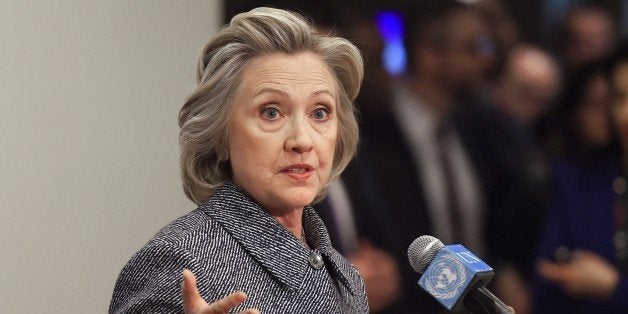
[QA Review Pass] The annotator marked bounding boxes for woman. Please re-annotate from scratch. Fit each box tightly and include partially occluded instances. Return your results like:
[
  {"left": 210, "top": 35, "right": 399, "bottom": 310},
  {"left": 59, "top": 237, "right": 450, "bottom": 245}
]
[
  {"left": 109, "top": 7, "right": 367, "bottom": 313},
  {"left": 533, "top": 43, "right": 628, "bottom": 313},
  {"left": 542, "top": 60, "right": 615, "bottom": 161}
]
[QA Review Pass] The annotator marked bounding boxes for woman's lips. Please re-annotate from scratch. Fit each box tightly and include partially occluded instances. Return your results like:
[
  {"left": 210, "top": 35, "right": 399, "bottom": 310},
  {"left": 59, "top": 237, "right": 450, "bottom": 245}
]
[{"left": 282, "top": 164, "right": 314, "bottom": 181}]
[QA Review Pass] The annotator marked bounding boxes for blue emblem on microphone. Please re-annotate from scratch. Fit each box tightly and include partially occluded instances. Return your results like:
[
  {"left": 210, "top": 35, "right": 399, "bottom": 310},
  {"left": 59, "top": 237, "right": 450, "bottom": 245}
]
[
  {"left": 418, "top": 244, "right": 494, "bottom": 311},
  {"left": 422, "top": 251, "right": 467, "bottom": 299}
]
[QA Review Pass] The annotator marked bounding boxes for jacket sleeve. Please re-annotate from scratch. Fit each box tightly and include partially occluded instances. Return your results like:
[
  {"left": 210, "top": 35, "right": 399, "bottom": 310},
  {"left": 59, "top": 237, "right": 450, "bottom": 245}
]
[{"left": 109, "top": 239, "right": 197, "bottom": 314}]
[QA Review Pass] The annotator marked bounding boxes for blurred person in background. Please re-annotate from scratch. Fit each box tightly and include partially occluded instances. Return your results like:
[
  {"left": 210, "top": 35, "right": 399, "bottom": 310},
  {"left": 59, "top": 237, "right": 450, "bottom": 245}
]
[
  {"left": 555, "top": 3, "right": 619, "bottom": 74},
  {"left": 493, "top": 44, "right": 562, "bottom": 129},
  {"left": 489, "top": 45, "right": 563, "bottom": 313},
  {"left": 533, "top": 42, "right": 628, "bottom": 313},
  {"left": 541, "top": 61, "right": 616, "bottom": 162},
  {"left": 341, "top": 0, "right": 540, "bottom": 312},
  {"left": 492, "top": 43, "right": 561, "bottom": 213}
]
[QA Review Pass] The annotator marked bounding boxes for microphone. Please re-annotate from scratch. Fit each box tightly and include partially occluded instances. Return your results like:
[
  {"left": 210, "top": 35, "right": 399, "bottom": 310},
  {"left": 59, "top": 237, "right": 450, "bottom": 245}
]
[{"left": 407, "top": 235, "right": 513, "bottom": 313}]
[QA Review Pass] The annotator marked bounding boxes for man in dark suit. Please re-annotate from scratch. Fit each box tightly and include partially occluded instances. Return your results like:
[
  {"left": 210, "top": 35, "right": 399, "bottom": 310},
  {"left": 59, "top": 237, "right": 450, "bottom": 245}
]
[{"left": 336, "top": 1, "right": 543, "bottom": 312}]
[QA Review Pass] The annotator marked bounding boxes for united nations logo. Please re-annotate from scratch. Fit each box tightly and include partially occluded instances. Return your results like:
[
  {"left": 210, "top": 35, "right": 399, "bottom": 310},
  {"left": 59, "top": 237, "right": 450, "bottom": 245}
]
[{"left": 423, "top": 252, "right": 467, "bottom": 300}]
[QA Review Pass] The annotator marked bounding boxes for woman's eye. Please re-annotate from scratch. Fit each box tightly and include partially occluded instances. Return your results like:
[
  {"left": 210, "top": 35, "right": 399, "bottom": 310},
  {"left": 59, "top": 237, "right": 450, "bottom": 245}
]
[
  {"left": 261, "top": 107, "right": 281, "bottom": 120},
  {"left": 313, "top": 107, "right": 330, "bottom": 121}
]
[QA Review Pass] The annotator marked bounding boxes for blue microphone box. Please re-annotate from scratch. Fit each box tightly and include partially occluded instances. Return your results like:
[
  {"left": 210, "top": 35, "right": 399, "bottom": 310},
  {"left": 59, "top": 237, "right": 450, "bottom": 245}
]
[{"left": 418, "top": 244, "right": 494, "bottom": 311}]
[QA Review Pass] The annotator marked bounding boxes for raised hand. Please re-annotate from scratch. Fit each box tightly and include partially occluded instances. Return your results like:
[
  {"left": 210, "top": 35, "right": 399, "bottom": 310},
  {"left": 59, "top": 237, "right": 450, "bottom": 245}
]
[
  {"left": 537, "top": 250, "right": 619, "bottom": 298},
  {"left": 181, "top": 269, "right": 260, "bottom": 314}
]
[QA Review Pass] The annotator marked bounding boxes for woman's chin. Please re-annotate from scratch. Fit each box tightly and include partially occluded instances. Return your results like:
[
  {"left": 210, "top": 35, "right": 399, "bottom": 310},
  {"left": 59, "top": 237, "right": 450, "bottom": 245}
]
[
  {"left": 273, "top": 190, "right": 317, "bottom": 211},
  {"left": 294, "top": 188, "right": 319, "bottom": 202}
]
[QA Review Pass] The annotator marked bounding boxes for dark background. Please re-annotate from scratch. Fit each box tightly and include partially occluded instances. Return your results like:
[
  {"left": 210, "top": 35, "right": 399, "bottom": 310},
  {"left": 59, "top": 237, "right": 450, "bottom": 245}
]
[{"left": 223, "top": 0, "right": 625, "bottom": 47}]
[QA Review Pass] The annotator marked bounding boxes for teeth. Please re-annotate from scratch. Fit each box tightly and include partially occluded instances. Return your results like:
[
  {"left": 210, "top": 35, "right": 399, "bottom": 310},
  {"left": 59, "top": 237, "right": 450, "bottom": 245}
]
[{"left": 288, "top": 168, "right": 307, "bottom": 173}]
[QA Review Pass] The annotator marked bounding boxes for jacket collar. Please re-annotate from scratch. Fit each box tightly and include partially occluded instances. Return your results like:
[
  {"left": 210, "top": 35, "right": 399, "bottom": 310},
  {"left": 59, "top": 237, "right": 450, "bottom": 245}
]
[{"left": 199, "top": 181, "right": 355, "bottom": 294}]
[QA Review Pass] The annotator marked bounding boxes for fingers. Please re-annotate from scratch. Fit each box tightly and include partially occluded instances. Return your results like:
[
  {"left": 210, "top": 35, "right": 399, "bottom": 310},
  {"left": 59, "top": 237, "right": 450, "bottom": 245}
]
[
  {"left": 536, "top": 259, "right": 570, "bottom": 283},
  {"left": 537, "top": 253, "right": 619, "bottom": 298},
  {"left": 538, "top": 259, "right": 587, "bottom": 296},
  {"left": 182, "top": 269, "right": 205, "bottom": 312},
  {"left": 208, "top": 291, "right": 248, "bottom": 313},
  {"left": 182, "top": 269, "right": 255, "bottom": 314}
]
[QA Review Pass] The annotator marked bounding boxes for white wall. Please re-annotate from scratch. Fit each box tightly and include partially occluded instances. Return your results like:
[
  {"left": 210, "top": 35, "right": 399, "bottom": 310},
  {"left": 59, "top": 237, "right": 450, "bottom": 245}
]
[{"left": 0, "top": 1, "right": 222, "bottom": 313}]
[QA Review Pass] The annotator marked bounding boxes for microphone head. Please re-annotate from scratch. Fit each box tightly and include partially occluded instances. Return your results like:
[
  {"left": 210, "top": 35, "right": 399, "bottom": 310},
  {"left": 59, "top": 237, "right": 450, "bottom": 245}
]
[{"left": 407, "top": 235, "right": 444, "bottom": 274}]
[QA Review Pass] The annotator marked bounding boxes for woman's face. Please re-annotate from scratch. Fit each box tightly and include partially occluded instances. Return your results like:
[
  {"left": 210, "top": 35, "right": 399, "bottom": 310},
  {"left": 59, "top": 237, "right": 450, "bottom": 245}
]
[
  {"left": 228, "top": 52, "right": 338, "bottom": 214},
  {"left": 576, "top": 73, "right": 611, "bottom": 147}
]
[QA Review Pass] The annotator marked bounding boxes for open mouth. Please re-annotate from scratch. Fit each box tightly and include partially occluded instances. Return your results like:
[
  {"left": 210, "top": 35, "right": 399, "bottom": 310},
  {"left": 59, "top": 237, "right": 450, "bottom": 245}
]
[
  {"left": 285, "top": 168, "right": 308, "bottom": 174},
  {"left": 282, "top": 164, "right": 314, "bottom": 180}
]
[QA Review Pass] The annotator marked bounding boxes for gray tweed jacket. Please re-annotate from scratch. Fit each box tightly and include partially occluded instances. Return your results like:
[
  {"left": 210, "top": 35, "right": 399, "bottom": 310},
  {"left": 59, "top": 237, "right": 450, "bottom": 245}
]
[{"left": 109, "top": 181, "right": 368, "bottom": 313}]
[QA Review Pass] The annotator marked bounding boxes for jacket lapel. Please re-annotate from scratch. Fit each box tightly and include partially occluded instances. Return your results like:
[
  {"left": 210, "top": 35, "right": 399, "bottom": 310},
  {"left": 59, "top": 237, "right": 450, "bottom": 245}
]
[
  {"left": 201, "top": 182, "right": 357, "bottom": 296},
  {"left": 200, "top": 182, "right": 309, "bottom": 291}
]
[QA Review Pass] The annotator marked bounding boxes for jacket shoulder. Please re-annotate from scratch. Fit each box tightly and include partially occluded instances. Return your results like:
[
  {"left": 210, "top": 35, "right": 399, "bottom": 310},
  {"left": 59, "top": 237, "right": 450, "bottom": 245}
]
[{"left": 109, "top": 209, "right": 226, "bottom": 314}]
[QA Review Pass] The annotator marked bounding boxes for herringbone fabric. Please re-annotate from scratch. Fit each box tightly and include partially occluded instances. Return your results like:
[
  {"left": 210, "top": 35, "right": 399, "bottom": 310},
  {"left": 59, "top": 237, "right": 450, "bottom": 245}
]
[{"left": 109, "top": 181, "right": 368, "bottom": 313}]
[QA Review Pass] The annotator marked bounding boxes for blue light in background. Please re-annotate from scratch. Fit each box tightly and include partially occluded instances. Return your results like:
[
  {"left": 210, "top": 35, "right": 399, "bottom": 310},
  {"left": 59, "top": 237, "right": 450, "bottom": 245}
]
[
  {"left": 375, "top": 10, "right": 407, "bottom": 76},
  {"left": 376, "top": 10, "right": 404, "bottom": 41}
]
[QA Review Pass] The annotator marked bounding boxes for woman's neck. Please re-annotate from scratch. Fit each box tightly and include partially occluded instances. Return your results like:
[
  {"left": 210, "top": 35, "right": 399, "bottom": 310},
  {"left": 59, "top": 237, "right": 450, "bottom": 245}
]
[{"left": 271, "top": 207, "right": 304, "bottom": 239}]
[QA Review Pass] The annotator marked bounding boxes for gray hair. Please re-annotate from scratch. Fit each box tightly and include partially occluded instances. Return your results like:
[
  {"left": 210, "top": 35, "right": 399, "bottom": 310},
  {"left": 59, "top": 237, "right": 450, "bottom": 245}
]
[{"left": 178, "top": 7, "right": 364, "bottom": 204}]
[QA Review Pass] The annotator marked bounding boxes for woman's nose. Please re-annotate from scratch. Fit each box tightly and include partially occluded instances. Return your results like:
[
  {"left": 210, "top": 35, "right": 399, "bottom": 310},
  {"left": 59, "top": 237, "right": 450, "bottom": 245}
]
[{"left": 285, "top": 118, "right": 314, "bottom": 154}]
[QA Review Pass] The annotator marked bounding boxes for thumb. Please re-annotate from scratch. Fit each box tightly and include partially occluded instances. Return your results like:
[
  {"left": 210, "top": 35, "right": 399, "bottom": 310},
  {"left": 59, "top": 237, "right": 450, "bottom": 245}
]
[{"left": 182, "top": 269, "right": 205, "bottom": 312}]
